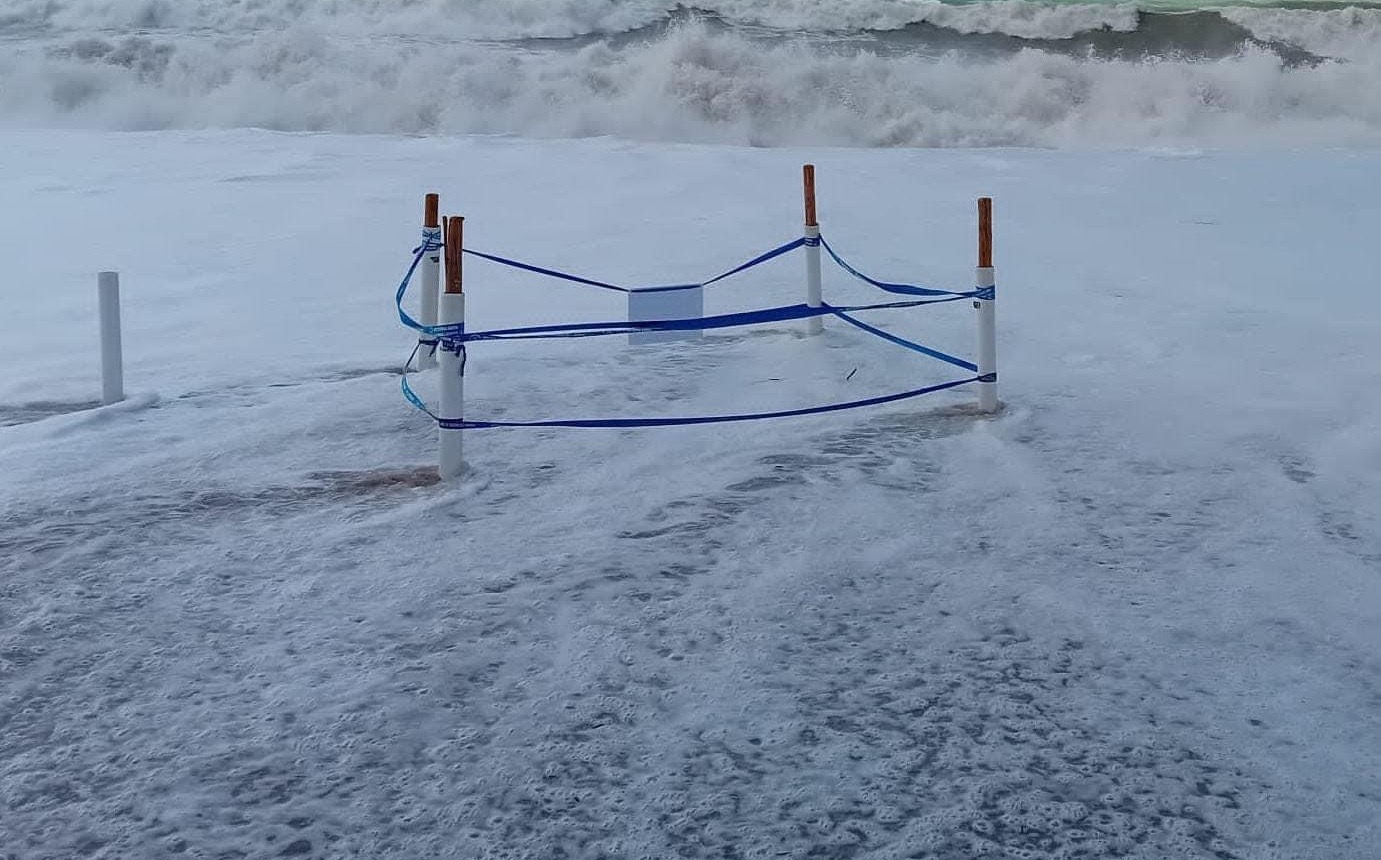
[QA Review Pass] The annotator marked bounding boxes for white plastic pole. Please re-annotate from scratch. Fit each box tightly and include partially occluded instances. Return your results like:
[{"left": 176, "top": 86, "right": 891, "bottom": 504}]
[
  {"left": 803, "top": 164, "right": 823, "bottom": 336},
  {"left": 418, "top": 193, "right": 441, "bottom": 370},
  {"left": 438, "top": 292, "right": 465, "bottom": 480},
  {"left": 805, "top": 224, "right": 823, "bottom": 336},
  {"left": 975, "top": 266, "right": 997, "bottom": 412},
  {"left": 98, "top": 271, "right": 125, "bottom": 405},
  {"left": 975, "top": 197, "right": 998, "bottom": 413},
  {"left": 438, "top": 216, "right": 465, "bottom": 481}
]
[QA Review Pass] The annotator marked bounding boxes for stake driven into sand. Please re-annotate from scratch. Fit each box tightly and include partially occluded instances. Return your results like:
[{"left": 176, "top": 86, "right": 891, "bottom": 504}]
[
  {"left": 975, "top": 197, "right": 998, "bottom": 413},
  {"left": 438, "top": 215, "right": 465, "bottom": 480},
  {"left": 802, "top": 164, "right": 823, "bottom": 336},
  {"left": 98, "top": 271, "right": 124, "bottom": 405},
  {"left": 416, "top": 173, "right": 1001, "bottom": 482},
  {"left": 418, "top": 193, "right": 442, "bottom": 370}
]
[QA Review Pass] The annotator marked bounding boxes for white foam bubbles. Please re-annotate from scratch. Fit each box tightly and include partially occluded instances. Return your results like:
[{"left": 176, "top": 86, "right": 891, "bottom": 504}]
[
  {"left": 0, "top": 0, "right": 672, "bottom": 40},
  {"left": 1225, "top": 5, "right": 1381, "bottom": 62},
  {"left": 2, "top": 9, "right": 1381, "bottom": 147},
  {"left": 0, "top": 0, "right": 1149, "bottom": 42}
]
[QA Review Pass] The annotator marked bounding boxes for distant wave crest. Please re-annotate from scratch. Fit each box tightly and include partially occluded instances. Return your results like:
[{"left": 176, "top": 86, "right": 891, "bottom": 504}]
[
  {"left": 2, "top": 1, "right": 1380, "bottom": 147},
  {"left": 6, "top": 0, "right": 1364, "bottom": 42}
]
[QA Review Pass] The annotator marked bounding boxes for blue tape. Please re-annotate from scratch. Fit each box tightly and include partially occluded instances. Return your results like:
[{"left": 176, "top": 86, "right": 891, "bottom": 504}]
[
  {"left": 413, "top": 228, "right": 443, "bottom": 256},
  {"left": 400, "top": 340, "right": 434, "bottom": 417},
  {"left": 819, "top": 237, "right": 972, "bottom": 298},
  {"left": 458, "top": 297, "right": 964, "bottom": 343},
  {"left": 831, "top": 310, "right": 978, "bottom": 372},
  {"left": 394, "top": 231, "right": 988, "bottom": 432},
  {"left": 463, "top": 248, "right": 629, "bottom": 293},
  {"left": 633, "top": 283, "right": 702, "bottom": 294},
  {"left": 402, "top": 372, "right": 432, "bottom": 417},
  {"left": 464, "top": 303, "right": 817, "bottom": 342},
  {"left": 459, "top": 236, "right": 807, "bottom": 296},
  {"left": 700, "top": 237, "right": 806, "bottom": 286},
  {"left": 402, "top": 233, "right": 981, "bottom": 329},
  {"left": 399, "top": 341, "right": 464, "bottom": 420},
  {"left": 434, "top": 376, "right": 978, "bottom": 429},
  {"left": 396, "top": 236, "right": 443, "bottom": 335},
  {"left": 396, "top": 236, "right": 467, "bottom": 341},
  {"left": 398, "top": 236, "right": 805, "bottom": 340}
]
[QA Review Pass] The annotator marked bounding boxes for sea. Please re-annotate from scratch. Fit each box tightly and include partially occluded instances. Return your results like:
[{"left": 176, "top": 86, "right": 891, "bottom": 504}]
[{"left": 2, "top": 0, "right": 1379, "bottom": 146}]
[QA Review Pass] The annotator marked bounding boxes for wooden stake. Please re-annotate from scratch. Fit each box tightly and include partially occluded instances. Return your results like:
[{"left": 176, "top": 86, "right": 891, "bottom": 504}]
[
  {"left": 978, "top": 197, "right": 993, "bottom": 268},
  {"left": 445, "top": 216, "right": 464, "bottom": 294},
  {"left": 803, "top": 164, "right": 818, "bottom": 227},
  {"left": 424, "top": 193, "right": 439, "bottom": 229}
]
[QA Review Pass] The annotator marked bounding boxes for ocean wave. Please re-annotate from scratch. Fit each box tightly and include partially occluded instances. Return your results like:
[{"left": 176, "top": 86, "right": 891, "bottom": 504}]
[
  {"left": 5, "top": 0, "right": 1378, "bottom": 53},
  {"left": 672, "top": 1, "right": 1142, "bottom": 40},
  {"left": 0, "top": 0, "right": 668, "bottom": 41},
  {"left": 2, "top": 21, "right": 1379, "bottom": 147},
  {"left": 1225, "top": 6, "right": 1381, "bottom": 60},
  {"left": 0, "top": 0, "right": 1280, "bottom": 43}
]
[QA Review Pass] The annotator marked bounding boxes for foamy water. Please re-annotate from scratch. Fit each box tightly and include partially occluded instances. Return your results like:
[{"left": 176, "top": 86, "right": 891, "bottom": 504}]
[{"left": 2, "top": 0, "right": 1380, "bottom": 146}]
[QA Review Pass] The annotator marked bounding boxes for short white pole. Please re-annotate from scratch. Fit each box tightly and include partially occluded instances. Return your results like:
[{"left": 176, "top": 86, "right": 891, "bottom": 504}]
[
  {"left": 438, "top": 293, "right": 466, "bottom": 480},
  {"left": 438, "top": 216, "right": 465, "bottom": 481},
  {"left": 975, "top": 197, "right": 998, "bottom": 413},
  {"left": 98, "top": 271, "right": 125, "bottom": 405},
  {"left": 803, "top": 164, "right": 824, "bottom": 335},
  {"left": 805, "top": 224, "right": 823, "bottom": 336},
  {"left": 975, "top": 267, "right": 997, "bottom": 412},
  {"left": 419, "top": 193, "right": 441, "bottom": 370}
]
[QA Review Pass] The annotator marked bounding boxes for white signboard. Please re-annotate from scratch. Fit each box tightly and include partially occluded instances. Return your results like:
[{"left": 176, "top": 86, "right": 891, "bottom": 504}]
[{"left": 627, "top": 286, "right": 704, "bottom": 346}]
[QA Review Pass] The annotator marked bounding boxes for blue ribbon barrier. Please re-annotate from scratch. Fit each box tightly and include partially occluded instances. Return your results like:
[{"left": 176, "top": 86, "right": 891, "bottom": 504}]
[
  {"left": 818, "top": 237, "right": 971, "bottom": 298},
  {"left": 396, "top": 231, "right": 989, "bottom": 429},
  {"left": 457, "top": 237, "right": 807, "bottom": 296},
  {"left": 456, "top": 296, "right": 967, "bottom": 344},
  {"left": 396, "top": 232, "right": 446, "bottom": 337},
  {"left": 831, "top": 310, "right": 978, "bottom": 373},
  {"left": 461, "top": 248, "right": 627, "bottom": 293},
  {"left": 435, "top": 377, "right": 980, "bottom": 430}
]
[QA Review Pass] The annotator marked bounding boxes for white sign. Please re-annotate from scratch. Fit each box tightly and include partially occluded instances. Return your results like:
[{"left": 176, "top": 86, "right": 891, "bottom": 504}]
[{"left": 627, "top": 286, "right": 704, "bottom": 345}]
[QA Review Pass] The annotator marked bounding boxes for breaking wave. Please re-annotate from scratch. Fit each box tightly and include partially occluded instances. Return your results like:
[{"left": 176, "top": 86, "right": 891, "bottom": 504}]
[{"left": 2, "top": 0, "right": 1380, "bottom": 146}]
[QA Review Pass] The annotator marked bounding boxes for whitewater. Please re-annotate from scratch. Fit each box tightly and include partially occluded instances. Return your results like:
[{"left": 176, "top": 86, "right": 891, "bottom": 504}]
[
  {"left": 3, "top": 0, "right": 1381, "bottom": 145},
  {"left": 3, "top": 1, "right": 1381, "bottom": 859}
]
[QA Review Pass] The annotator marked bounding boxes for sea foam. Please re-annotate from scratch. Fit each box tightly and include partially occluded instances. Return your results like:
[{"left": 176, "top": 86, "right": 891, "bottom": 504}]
[{"left": 2, "top": 0, "right": 1379, "bottom": 147}]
